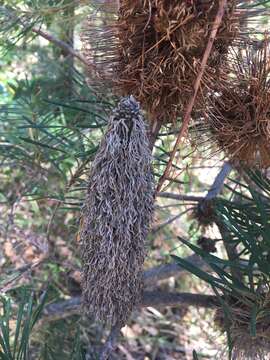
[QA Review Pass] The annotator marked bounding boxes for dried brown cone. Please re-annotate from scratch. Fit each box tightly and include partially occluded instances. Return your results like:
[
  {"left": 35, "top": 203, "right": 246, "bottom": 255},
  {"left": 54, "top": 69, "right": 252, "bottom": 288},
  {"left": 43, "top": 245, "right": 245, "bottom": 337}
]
[
  {"left": 215, "top": 292, "right": 270, "bottom": 360},
  {"left": 80, "top": 96, "right": 155, "bottom": 327},
  {"left": 206, "top": 39, "right": 270, "bottom": 169},
  {"left": 193, "top": 199, "right": 217, "bottom": 227},
  {"left": 82, "top": 0, "right": 238, "bottom": 124}
]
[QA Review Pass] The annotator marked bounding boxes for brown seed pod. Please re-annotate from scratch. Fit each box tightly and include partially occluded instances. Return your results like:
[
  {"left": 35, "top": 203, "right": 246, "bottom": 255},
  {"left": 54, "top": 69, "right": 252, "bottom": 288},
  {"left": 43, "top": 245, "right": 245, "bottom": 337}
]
[
  {"left": 215, "top": 292, "right": 270, "bottom": 360},
  {"left": 197, "top": 236, "right": 217, "bottom": 253},
  {"left": 82, "top": 0, "right": 238, "bottom": 124},
  {"left": 80, "top": 96, "right": 154, "bottom": 327},
  {"left": 206, "top": 39, "right": 270, "bottom": 169},
  {"left": 193, "top": 199, "right": 217, "bottom": 228}
]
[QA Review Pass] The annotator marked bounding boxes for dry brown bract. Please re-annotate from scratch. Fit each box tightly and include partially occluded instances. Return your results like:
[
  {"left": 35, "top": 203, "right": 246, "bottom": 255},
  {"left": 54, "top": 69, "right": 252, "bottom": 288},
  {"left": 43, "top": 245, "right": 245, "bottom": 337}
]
[
  {"left": 207, "top": 39, "right": 270, "bottom": 169},
  {"left": 215, "top": 293, "right": 270, "bottom": 360},
  {"left": 83, "top": 0, "right": 237, "bottom": 124},
  {"left": 80, "top": 96, "right": 154, "bottom": 327}
]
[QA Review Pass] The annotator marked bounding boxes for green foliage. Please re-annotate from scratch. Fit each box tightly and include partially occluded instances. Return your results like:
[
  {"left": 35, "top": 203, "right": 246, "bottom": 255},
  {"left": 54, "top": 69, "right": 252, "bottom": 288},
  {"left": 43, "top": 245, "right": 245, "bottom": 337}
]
[
  {"left": 0, "top": 289, "right": 47, "bottom": 360},
  {"left": 174, "top": 171, "right": 270, "bottom": 359},
  {"left": 175, "top": 171, "right": 270, "bottom": 294},
  {"left": 40, "top": 320, "right": 86, "bottom": 360},
  {"left": 0, "top": 0, "right": 270, "bottom": 358},
  {"left": 0, "top": 75, "right": 112, "bottom": 218}
]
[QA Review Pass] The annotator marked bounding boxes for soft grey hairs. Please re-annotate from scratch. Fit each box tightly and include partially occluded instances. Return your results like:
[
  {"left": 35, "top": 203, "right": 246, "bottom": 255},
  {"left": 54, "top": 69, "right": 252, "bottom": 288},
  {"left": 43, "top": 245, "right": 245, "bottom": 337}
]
[{"left": 80, "top": 96, "right": 155, "bottom": 326}]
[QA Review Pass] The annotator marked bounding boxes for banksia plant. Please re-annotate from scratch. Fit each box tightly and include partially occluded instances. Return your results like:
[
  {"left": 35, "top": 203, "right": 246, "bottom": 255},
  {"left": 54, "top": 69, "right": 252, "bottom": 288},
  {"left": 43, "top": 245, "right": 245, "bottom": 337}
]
[
  {"left": 80, "top": 96, "right": 154, "bottom": 327},
  {"left": 206, "top": 39, "right": 270, "bottom": 168},
  {"left": 175, "top": 171, "right": 270, "bottom": 360},
  {"left": 83, "top": 0, "right": 238, "bottom": 124},
  {"left": 215, "top": 293, "right": 270, "bottom": 360}
]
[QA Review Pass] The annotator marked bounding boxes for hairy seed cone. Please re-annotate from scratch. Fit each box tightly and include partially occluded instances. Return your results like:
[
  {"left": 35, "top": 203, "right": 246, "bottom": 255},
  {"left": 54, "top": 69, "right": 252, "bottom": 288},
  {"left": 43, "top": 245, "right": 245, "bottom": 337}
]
[
  {"left": 206, "top": 40, "right": 270, "bottom": 168},
  {"left": 82, "top": 0, "right": 237, "bottom": 124},
  {"left": 215, "top": 293, "right": 270, "bottom": 360},
  {"left": 80, "top": 96, "right": 154, "bottom": 326}
]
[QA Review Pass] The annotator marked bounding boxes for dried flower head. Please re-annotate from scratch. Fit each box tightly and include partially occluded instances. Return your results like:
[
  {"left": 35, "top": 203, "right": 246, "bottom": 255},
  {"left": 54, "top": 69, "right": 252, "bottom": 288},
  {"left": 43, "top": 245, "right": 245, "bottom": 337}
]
[
  {"left": 207, "top": 39, "right": 270, "bottom": 168},
  {"left": 215, "top": 292, "right": 270, "bottom": 360},
  {"left": 80, "top": 96, "right": 154, "bottom": 326},
  {"left": 83, "top": 0, "right": 238, "bottom": 124},
  {"left": 193, "top": 199, "right": 216, "bottom": 227}
]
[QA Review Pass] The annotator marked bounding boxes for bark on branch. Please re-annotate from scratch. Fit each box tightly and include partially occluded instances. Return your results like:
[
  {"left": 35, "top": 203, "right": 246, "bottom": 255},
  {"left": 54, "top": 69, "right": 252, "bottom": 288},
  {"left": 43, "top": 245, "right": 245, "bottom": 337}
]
[
  {"left": 157, "top": 192, "right": 205, "bottom": 202},
  {"left": 31, "top": 26, "right": 90, "bottom": 67},
  {"left": 204, "top": 162, "right": 232, "bottom": 201},
  {"left": 143, "top": 254, "right": 209, "bottom": 286},
  {"left": 142, "top": 291, "right": 217, "bottom": 308},
  {"left": 43, "top": 291, "right": 218, "bottom": 322}
]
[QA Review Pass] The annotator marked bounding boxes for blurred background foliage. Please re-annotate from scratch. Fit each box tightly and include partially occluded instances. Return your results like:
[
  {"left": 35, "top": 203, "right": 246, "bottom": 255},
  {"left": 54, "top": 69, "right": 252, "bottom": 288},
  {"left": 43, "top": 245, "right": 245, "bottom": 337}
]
[{"left": 0, "top": 0, "right": 270, "bottom": 359}]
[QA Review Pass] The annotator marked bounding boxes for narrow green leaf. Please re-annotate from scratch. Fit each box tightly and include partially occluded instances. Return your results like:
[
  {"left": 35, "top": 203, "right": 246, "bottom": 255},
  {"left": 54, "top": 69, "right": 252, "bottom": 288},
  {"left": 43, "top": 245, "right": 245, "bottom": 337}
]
[
  {"left": 192, "top": 350, "right": 199, "bottom": 360},
  {"left": 250, "top": 303, "right": 258, "bottom": 337},
  {"left": 19, "top": 137, "right": 67, "bottom": 154}
]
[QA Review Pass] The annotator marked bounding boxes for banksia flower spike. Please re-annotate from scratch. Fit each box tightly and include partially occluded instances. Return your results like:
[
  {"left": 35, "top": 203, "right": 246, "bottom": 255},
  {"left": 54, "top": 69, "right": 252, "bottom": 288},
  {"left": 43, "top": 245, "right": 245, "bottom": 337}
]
[
  {"left": 80, "top": 96, "right": 154, "bottom": 327},
  {"left": 206, "top": 39, "right": 270, "bottom": 168},
  {"left": 83, "top": 0, "right": 238, "bottom": 124}
]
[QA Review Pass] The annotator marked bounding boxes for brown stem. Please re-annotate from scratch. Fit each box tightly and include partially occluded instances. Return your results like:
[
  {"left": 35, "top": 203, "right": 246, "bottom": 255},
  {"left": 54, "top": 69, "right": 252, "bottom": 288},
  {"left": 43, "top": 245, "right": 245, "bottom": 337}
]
[
  {"left": 31, "top": 26, "right": 90, "bottom": 68},
  {"left": 141, "top": 291, "right": 218, "bottom": 308},
  {"left": 157, "top": 192, "right": 204, "bottom": 202},
  {"left": 205, "top": 162, "right": 232, "bottom": 201},
  {"left": 197, "top": 162, "right": 241, "bottom": 280},
  {"left": 46, "top": 156, "right": 92, "bottom": 255},
  {"left": 42, "top": 291, "right": 218, "bottom": 322},
  {"left": 151, "top": 208, "right": 191, "bottom": 234},
  {"left": 156, "top": 0, "right": 228, "bottom": 193},
  {"left": 60, "top": 0, "right": 75, "bottom": 98},
  {"left": 143, "top": 254, "right": 209, "bottom": 286}
]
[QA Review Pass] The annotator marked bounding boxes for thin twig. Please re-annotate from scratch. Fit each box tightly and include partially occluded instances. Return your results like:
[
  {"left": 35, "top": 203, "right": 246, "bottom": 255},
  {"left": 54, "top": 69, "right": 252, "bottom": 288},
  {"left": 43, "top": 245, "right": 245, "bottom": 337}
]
[
  {"left": 15, "top": 5, "right": 92, "bottom": 69},
  {"left": 1, "top": 257, "right": 46, "bottom": 293},
  {"left": 157, "top": 192, "right": 204, "bottom": 202},
  {"left": 31, "top": 26, "right": 90, "bottom": 67},
  {"left": 156, "top": 0, "right": 228, "bottom": 193},
  {"left": 46, "top": 156, "right": 92, "bottom": 254},
  {"left": 151, "top": 208, "right": 192, "bottom": 234}
]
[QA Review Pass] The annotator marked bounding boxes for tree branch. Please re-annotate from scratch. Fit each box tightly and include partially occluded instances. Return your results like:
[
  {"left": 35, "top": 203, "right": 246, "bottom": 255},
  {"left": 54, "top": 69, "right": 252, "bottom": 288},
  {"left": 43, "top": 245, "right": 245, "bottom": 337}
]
[
  {"left": 141, "top": 291, "right": 217, "bottom": 308},
  {"left": 31, "top": 26, "right": 90, "bottom": 68},
  {"left": 198, "top": 161, "right": 232, "bottom": 214},
  {"left": 143, "top": 254, "right": 209, "bottom": 286},
  {"left": 197, "top": 162, "right": 241, "bottom": 280},
  {"left": 205, "top": 162, "right": 232, "bottom": 201},
  {"left": 151, "top": 208, "right": 192, "bottom": 234},
  {"left": 42, "top": 290, "right": 218, "bottom": 322},
  {"left": 157, "top": 163, "right": 231, "bottom": 204},
  {"left": 157, "top": 192, "right": 204, "bottom": 202}
]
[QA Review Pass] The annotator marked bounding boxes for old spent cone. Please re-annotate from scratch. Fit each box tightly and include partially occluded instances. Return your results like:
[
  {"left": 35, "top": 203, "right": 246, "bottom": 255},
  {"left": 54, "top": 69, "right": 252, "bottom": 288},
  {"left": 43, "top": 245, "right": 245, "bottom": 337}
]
[
  {"left": 80, "top": 96, "right": 154, "bottom": 327},
  {"left": 82, "top": 0, "right": 238, "bottom": 124}
]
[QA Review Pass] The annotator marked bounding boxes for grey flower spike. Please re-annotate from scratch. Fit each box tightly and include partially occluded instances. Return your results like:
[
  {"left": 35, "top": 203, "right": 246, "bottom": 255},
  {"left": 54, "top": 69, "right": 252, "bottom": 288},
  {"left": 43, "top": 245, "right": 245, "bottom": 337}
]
[{"left": 80, "top": 96, "right": 155, "bottom": 327}]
